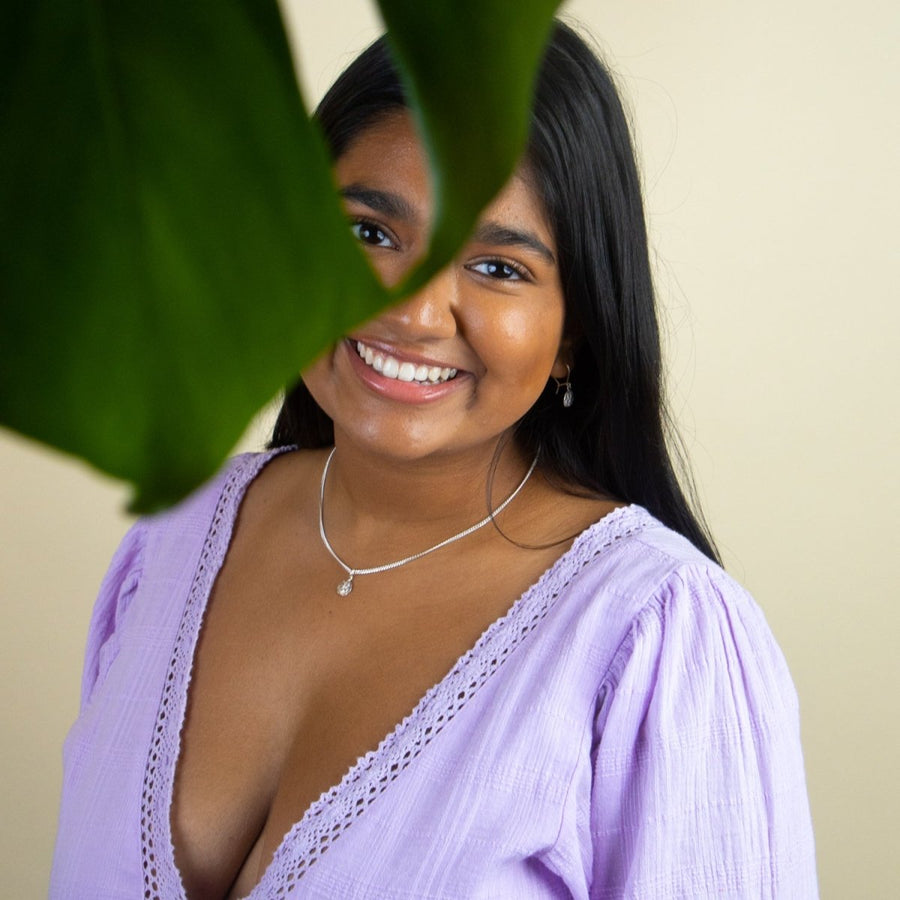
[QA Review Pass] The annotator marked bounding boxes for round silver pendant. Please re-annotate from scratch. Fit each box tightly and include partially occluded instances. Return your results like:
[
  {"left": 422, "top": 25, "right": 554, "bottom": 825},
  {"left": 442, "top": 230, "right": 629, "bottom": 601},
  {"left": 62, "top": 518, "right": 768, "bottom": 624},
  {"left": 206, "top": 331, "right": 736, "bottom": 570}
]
[{"left": 337, "top": 576, "right": 354, "bottom": 596}]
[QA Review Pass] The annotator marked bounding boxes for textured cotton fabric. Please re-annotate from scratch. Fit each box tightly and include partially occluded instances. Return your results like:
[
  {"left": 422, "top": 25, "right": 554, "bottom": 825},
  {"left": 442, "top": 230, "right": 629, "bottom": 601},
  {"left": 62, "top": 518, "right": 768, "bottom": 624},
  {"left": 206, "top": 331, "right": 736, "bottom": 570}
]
[{"left": 51, "top": 449, "right": 818, "bottom": 898}]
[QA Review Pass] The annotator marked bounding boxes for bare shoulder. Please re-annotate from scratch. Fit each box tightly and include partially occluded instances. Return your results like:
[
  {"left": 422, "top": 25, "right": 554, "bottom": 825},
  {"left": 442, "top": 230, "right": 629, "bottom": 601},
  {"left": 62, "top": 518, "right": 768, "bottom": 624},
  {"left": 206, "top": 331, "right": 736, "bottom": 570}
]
[
  {"left": 506, "top": 470, "right": 625, "bottom": 550},
  {"left": 235, "top": 447, "right": 328, "bottom": 534}
]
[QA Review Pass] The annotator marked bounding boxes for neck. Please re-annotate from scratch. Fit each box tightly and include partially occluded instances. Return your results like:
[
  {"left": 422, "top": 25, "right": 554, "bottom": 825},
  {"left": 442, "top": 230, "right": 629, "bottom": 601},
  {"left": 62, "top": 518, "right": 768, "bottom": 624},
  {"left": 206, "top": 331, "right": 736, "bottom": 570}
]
[{"left": 321, "top": 431, "right": 534, "bottom": 558}]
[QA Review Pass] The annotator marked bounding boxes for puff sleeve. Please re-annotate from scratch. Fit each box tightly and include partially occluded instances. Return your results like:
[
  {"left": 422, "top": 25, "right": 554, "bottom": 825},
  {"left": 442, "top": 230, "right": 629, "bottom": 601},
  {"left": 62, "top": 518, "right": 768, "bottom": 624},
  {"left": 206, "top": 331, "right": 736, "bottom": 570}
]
[
  {"left": 78, "top": 520, "right": 147, "bottom": 712},
  {"left": 589, "top": 565, "right": 818, "bottom": 898}
]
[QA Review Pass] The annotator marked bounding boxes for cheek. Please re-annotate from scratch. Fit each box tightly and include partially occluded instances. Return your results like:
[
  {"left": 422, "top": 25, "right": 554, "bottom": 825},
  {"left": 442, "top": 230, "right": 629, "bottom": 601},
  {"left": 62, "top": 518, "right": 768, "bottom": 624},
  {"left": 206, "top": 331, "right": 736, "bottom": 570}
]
[{"left": 470, "top": 304, "right": 564, "bottom": 380}]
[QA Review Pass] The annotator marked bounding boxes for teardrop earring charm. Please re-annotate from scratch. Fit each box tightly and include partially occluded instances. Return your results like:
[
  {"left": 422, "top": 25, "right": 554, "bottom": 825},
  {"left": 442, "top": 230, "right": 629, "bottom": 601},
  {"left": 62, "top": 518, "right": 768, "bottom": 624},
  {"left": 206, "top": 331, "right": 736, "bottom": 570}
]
[{"left": 553, "top": 365, "right": 574, "bottom": 408}]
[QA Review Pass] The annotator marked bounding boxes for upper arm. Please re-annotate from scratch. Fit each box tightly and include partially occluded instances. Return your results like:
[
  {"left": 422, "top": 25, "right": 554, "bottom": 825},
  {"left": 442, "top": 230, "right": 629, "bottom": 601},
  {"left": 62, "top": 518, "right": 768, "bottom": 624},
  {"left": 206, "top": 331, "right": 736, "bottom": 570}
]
[
  {"left": 589, "top": 566, "right": 818, "bottom": 898},
  {"left": 79, "top": 520, "right": 147, "bottom": 711}
]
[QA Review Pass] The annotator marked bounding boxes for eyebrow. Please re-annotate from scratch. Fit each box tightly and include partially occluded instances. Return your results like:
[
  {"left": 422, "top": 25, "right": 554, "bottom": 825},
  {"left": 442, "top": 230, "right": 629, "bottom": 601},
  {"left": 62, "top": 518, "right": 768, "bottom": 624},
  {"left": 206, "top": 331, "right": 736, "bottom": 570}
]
[
  {"left": 339, "top": 184, "right": 421, "bottom": 226},
  {"left": 471, "top": 221, "right": 556, "bottom": 265},
  {"left": 339, "top": 185, "right": 555, "bottom": 265}
]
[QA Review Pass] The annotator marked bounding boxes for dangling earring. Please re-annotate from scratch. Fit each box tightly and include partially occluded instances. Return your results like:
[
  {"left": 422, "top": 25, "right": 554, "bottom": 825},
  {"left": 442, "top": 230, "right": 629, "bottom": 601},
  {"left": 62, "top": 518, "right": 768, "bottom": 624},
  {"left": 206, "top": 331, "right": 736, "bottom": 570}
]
[{"left": 553, "top": 365, "right": 574, "bottom": 408}]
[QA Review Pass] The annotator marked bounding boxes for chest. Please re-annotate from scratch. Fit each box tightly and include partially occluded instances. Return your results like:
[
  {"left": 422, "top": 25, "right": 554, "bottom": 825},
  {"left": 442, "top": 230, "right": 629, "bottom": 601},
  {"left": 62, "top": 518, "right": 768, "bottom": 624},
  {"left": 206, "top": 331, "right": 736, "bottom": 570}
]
[{"left": 170, "top": 528, "right": 570, "bottom": 899}]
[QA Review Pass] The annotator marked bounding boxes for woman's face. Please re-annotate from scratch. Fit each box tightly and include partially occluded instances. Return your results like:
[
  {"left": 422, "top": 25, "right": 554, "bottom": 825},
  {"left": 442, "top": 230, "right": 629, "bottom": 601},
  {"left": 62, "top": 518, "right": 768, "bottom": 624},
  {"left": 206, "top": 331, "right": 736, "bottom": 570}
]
[{"left": 302, "top": 111, "right": 568, "bottom": 463}]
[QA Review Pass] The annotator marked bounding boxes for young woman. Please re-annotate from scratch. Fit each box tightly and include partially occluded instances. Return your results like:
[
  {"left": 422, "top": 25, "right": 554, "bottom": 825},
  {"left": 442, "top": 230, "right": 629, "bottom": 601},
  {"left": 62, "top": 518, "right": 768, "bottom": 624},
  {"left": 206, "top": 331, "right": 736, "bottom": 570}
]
[{"left": 51, "top": 22, "right": 818, "bottom": 899}]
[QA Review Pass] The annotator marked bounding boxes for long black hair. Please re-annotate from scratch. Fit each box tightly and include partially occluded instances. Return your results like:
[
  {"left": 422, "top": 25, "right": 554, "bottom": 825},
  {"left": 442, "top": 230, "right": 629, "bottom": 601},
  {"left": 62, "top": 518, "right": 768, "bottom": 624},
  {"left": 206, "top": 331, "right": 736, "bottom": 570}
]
[{"left": 271, "top": 21, "right": 719, "bottom": 562}]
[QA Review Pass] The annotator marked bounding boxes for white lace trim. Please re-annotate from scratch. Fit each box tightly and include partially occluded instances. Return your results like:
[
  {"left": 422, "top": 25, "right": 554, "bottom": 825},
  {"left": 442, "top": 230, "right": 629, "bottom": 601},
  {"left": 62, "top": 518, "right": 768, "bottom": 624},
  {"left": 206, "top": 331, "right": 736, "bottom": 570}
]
[
  {"left": 138, "top": 451, "right": 651, "bottom": 898},
  {"left": 140, "top": 451, "right": 286, "bottom": 899}
]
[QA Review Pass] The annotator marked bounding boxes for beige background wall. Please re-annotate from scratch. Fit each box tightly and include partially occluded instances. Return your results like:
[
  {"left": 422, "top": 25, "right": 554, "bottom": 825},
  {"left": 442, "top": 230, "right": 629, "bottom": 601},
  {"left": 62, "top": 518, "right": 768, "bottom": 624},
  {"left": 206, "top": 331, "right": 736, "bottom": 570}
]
[{"left": 2, "top": 1, "right": 897, "bottom": 896}]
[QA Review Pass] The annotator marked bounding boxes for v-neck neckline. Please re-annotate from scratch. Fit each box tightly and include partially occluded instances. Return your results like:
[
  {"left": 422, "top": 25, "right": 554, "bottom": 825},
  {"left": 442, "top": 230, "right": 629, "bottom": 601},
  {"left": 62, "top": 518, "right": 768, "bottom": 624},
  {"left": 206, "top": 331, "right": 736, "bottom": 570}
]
[{"left": 138, "top": 448, "right": 651, "bottom": 899}]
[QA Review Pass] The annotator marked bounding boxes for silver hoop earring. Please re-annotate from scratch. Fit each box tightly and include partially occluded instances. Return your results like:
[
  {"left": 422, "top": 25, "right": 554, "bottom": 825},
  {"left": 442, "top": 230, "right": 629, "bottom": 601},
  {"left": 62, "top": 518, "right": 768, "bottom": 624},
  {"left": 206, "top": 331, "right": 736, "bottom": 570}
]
[{"left": 553, "top": 365, "right": 574, "bottom": 408}]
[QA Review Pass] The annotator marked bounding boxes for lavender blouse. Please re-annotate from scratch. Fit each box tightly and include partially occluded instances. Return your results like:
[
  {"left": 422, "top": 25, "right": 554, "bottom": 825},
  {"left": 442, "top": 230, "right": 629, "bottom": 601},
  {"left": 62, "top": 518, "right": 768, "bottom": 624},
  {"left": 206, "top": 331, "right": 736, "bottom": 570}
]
[{"left": 51, "top": 449, "right": 818, "bottom": 898}]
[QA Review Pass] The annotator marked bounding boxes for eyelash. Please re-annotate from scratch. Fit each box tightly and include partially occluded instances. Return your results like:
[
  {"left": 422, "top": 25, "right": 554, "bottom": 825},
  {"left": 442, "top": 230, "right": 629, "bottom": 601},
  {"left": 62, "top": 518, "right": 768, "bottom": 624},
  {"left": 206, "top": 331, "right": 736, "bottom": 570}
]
[
  {"left": 466, "top": 258, "right": 532, "bottom": 282},
  {"left": 349, "top": 218, "right": 398, "bottom": 250}
]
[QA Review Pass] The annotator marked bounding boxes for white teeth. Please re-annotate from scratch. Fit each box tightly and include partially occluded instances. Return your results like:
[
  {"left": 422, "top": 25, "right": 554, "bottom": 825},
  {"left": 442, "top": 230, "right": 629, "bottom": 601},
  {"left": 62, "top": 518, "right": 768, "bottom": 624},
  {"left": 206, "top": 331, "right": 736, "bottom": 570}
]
[{"left": 354, "top": 340, "right": 458, "bottom": 384}]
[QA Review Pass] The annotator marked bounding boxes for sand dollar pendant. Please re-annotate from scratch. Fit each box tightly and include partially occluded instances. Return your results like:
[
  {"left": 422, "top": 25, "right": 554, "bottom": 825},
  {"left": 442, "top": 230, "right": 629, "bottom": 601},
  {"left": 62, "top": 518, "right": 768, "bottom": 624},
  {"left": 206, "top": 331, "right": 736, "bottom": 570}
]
[{"left": 337, "top": 574, "right": 354, "bottom": 596}]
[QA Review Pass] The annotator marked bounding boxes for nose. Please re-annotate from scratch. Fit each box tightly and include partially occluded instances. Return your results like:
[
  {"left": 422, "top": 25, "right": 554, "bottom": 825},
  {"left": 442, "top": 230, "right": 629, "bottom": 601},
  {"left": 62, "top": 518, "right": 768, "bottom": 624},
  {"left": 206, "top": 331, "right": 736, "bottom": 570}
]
[{"left": 379, "top": 266, "right": 460, "bottom": 340}]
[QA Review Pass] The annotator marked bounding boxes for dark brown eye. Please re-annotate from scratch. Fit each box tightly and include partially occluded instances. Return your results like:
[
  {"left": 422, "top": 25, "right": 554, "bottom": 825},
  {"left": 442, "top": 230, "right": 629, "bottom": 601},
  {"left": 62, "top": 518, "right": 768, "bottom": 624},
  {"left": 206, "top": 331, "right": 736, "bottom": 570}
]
[
  {"left": 469, "top": 260, "right": 526, "bottom": 280},
  {"left": 351, "top": 220, "right": 394, "bottom": 248}
]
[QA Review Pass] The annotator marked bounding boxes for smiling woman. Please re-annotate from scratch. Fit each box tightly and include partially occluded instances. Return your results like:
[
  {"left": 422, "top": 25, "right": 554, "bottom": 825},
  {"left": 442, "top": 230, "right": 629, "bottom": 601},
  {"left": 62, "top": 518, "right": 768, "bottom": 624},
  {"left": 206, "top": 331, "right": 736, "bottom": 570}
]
[
  {"left": 50, "top": 21, "right": 818, "bottom": 900},
  {"left": 302, "top": 110, "right": 569, "bottom": 464}
]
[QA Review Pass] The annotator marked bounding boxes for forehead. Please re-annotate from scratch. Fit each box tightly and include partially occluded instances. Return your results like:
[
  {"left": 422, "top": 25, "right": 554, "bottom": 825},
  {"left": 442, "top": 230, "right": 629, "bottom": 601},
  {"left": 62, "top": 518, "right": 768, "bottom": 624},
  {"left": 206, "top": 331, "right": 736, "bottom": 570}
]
[{"left": 334, "top": 111, "right": 553, "bottom": 245}]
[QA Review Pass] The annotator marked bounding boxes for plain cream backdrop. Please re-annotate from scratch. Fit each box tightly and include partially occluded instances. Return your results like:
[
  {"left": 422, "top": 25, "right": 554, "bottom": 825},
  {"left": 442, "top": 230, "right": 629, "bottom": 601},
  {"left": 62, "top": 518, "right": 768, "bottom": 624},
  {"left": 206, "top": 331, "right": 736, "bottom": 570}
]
[{"left": 1, "top": 1, "right": 897, "bottom": 896}]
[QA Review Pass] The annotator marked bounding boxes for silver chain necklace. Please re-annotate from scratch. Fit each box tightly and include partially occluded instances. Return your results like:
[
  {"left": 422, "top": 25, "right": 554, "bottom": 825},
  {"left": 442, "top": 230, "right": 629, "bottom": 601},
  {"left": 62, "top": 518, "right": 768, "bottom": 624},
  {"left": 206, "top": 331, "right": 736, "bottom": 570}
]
[{"left": 318, "top": 448, "right": 539, "bottom": 596}]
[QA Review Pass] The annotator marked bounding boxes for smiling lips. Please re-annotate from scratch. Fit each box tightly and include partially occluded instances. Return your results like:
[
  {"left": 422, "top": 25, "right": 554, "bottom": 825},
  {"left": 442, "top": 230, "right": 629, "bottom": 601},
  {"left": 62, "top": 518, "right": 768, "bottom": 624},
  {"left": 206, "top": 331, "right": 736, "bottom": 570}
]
[{"left": 354, "top": 340, "right": 459, "bottom": 385}]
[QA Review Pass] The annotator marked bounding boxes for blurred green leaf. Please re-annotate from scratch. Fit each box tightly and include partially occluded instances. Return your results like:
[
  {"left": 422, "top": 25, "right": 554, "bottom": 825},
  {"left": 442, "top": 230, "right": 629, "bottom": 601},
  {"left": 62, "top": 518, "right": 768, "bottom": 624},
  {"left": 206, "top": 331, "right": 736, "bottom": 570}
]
[
  {"left": 380, "top": 0, "right": 560, "bottom": 295},
  {"left": 0, "top": 0, "right": 560, "bottom": 511}
]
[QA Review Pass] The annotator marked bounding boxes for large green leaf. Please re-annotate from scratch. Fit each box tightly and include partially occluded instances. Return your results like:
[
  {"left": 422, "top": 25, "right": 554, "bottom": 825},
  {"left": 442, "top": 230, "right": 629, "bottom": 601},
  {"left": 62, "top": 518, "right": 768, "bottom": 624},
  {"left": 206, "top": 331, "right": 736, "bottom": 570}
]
[
  {"left": 379, "top": 0, "right": 559, "bottom": 294},
  {"left": 0, "top": 0, "right": 560, "bottom": 511}
]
